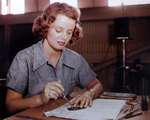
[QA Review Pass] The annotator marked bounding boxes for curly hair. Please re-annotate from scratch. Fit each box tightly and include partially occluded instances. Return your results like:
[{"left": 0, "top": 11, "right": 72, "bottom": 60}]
[{"left": 32, "top": 2, "right": 83, "bottom": 44}]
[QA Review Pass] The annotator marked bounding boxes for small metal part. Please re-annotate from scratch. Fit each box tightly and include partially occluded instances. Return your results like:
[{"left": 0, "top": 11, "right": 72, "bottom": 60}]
[
  {"left": 67, "top": 106, "right": 86, "bottom": 111},
  {"left": 62, "top": 92, "right": 73, "bottom": 107}
]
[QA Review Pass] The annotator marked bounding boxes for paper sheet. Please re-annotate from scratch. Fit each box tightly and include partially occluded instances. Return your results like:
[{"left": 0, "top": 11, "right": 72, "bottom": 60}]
[{"left": 44, "top": 98, "right": 126, "bottom": 120}]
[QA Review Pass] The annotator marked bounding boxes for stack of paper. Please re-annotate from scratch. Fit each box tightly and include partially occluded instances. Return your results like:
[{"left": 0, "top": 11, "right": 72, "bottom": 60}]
[
  {"left": 100, "top": 92, "right": 137, "bottom": 100},
  {"left": 44, "top": 98, "right": 126, "bottom": 120}
]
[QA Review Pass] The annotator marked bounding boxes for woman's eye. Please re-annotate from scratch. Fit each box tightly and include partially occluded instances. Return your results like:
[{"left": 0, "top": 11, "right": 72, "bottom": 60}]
[
  {"left": 67, "top": 32, "right": 72, "bottom": 35},
  {"left": 56, "top": 29, "right": 61, "bottom": 33},
  {"left": 67, "top": 30, "right": 73, "bottom": 35}
]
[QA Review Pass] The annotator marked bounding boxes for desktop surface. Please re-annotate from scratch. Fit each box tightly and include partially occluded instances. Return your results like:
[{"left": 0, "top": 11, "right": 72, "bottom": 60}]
[{"left": 4, "top": 96, "right": 150, "bottom": 120}]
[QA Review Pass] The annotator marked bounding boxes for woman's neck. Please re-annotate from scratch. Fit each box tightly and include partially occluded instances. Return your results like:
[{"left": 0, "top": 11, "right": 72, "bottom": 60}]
[{"left": 42, "top": 39, "right": 61, "bottom": 67}]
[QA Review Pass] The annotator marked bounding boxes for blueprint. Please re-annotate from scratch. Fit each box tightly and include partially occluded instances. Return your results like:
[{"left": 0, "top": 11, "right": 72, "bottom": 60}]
[{"left": 44, "top": 98, "right": 126, "bottom": 120}]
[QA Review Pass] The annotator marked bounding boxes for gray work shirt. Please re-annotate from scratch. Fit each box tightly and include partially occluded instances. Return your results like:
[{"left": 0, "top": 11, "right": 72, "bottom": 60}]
[{"left": 5, "top": 40, "right": 97, "bottom": 97}]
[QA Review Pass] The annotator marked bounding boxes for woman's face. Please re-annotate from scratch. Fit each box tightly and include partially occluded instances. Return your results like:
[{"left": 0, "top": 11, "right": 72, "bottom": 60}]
[{"left": 46, "top": 14, "right": 76, "bottom": 51}]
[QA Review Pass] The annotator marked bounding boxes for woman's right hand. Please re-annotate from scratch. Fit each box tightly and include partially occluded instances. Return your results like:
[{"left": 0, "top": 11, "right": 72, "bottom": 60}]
[{"left": 41, "top": 80, "right": 64, "bottom": 104}]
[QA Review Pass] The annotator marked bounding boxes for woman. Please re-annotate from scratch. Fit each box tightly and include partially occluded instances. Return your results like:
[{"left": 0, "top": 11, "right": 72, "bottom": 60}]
[{"left": 5, "top": 2, "right": 103, "bottom": 113}]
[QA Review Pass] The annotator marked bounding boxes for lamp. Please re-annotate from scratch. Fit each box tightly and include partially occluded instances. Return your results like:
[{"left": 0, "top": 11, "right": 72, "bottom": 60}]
[{"left": 114, "top": 3, "right": 131, "bottom": 92}]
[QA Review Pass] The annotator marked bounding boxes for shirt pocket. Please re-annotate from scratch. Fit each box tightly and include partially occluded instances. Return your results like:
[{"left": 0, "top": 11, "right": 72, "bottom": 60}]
[{"left": 63, "top": 67, "right": 76, "bottom": 96}]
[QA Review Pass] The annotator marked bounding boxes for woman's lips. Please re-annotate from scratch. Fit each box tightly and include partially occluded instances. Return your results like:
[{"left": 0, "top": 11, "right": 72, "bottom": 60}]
[{"left": 57, "top": 41, "right": 65, "bottom": 46}]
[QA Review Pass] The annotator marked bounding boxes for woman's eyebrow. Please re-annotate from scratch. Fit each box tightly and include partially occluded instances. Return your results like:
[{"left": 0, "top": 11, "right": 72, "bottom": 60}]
[{"left": 54, "top": 26, "right": 74, "bottom": 31}]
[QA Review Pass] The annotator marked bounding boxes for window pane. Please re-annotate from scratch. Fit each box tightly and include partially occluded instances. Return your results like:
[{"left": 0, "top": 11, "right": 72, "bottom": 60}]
[
  {"left": 10, "top": 0, "right": 25, "bottom": 14},
  {"left": 108, "top": 0, "right": 123, "bottom": 6},
  {"left": 108, "top": 0, "right": 150, "bottom": 7},
  {"left": 1, "top": 0, "right": 8, "bottom": 15},
  {"left": 124, "top": 0, "right": 150, "bottom": 6}
]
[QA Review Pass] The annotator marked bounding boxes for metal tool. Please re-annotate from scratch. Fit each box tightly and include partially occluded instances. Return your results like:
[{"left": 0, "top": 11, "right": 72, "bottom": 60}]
[
  {"left": 62, "top": 92, "right": 73, "bottom": 107},
  {"left": 118, "top": 108, "right": 140, "bottom": 120}
]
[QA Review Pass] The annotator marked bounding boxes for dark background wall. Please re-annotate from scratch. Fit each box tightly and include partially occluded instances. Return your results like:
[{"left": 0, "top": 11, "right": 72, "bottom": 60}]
[{"left": 9, "top": 24, "right": 37, "bottom": 62}]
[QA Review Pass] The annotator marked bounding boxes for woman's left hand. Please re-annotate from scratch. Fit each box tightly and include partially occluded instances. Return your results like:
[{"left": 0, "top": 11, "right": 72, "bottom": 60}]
[{"left": 71, "top": 91, "right": 94, "bottom": 108}]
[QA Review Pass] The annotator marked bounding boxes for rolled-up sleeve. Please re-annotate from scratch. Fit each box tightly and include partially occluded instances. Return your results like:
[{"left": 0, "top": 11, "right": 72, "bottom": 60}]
[
  {"left": 5, "top": 51, "right": 28, "bottom": 95},
  {"left": 76, "top": 56, "right": 97, "bottom": 88}
]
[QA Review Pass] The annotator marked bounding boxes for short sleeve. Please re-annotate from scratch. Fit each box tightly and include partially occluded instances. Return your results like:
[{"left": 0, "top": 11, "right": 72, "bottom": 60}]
[
  {"left": 5, "top": 51, "right": 28, "bottom": 95},
  {"left": 77, "top": 56, "right": 97, "bottom": 88}
]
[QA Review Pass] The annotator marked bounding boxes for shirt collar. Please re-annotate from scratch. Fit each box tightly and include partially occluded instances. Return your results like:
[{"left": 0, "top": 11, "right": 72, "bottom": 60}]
[
  {"left": 33, "top": 40, "right": 48, "bottom": 71},
  {"left": 33, "top": 40, "right": 75, "bottom": 71},
  {"left": 60, "top": 48, "right": 76, "bottom": 69}
]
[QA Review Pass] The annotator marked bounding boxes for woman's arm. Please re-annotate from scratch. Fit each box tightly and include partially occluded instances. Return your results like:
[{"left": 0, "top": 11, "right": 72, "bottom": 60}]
[
  {"left": 87, "top": 78, "right": 103, "bottom": 98},
  {"left": 6, "top": 81, "right": 64, "bottom": 113},
  {"left": 71, "top": 78, "right": 103, "bottom": 108},
  {"left": 6, "top": 89, "right": 43, "bottom": 113}
]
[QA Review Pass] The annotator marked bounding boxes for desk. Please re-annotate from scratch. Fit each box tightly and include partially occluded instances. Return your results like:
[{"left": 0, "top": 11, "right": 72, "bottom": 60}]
[{"left": 4, "top": 96, "right": 150, "bottom": 120}]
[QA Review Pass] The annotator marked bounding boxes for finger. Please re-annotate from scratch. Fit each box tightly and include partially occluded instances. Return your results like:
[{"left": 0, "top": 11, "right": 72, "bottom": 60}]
[
  {"left": 55, "top": 81, "right": 64, "bottom": 91},
  {"left": 44, "top": 87, "right": 51, "bottom": 97},
  {"left": 51, "top": 93, "right": 58, "bottom": 100},
  {"left": 47, "top": 81, "right": 64, "bottom": 92},
  {"left": 46, "top": 82, "right": 64, "bottom": 96},
  {"left": 84, "top": 99, "right": 90, "bottom": 108},
  {"left": 89, "top": 99, "right": 93, "bottom": 107},
  {"left": 48, "top": 92, "right": 53, "bottom": 98},
  {"left": 71, "top": 97, "right": 77, "bottom": 104},
  {"left": 51, "top": 90, "right": 59, "bottom": 98},
  {"left": 52, "top": 81, "right": 64, "bottom": 96},
  {"left": 80, "top": 97, "right": 86, "bottom": 108},
  {"left": 48, "top": 92, "right": 58, "bottom": 100},
  {"left": 43, "top": 83, "right": 60, "bottom": 100},
  {"left": 73, "top": 96, "right": 82, "bottom": 107},
  {"left": 49, "top": 86, "right": 62, "bottom": 96},
  {"left": 71, "top": 95, "right": 80, "bottom": 104}
]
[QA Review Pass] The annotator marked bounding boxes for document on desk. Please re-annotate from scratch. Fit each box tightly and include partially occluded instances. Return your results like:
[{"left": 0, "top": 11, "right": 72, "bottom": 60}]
[{"left": 44, "top": 98, "right": 126, "bottom": 120}]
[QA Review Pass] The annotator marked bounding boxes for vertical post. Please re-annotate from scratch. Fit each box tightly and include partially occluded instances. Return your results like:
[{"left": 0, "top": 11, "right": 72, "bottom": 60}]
[
  {"left": 122, "top": 39, "right": 126, "bottom": 92},
  {"left": 141, "top": 77, "right": 148, "bottom": 111},
  {"left": 116, "top": 37, "right": 129, "bottom": 92}
]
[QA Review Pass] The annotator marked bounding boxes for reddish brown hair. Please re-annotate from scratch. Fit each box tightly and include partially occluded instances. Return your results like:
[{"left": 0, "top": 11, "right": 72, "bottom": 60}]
[{"left": 32, "top": 2, "right": 83, "bottom": 44}]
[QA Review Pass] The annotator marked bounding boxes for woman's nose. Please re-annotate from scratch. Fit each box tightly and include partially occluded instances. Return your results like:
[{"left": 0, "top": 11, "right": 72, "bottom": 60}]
[{"left": 61, "top": 32, "right": 68, "bottom": 40}]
